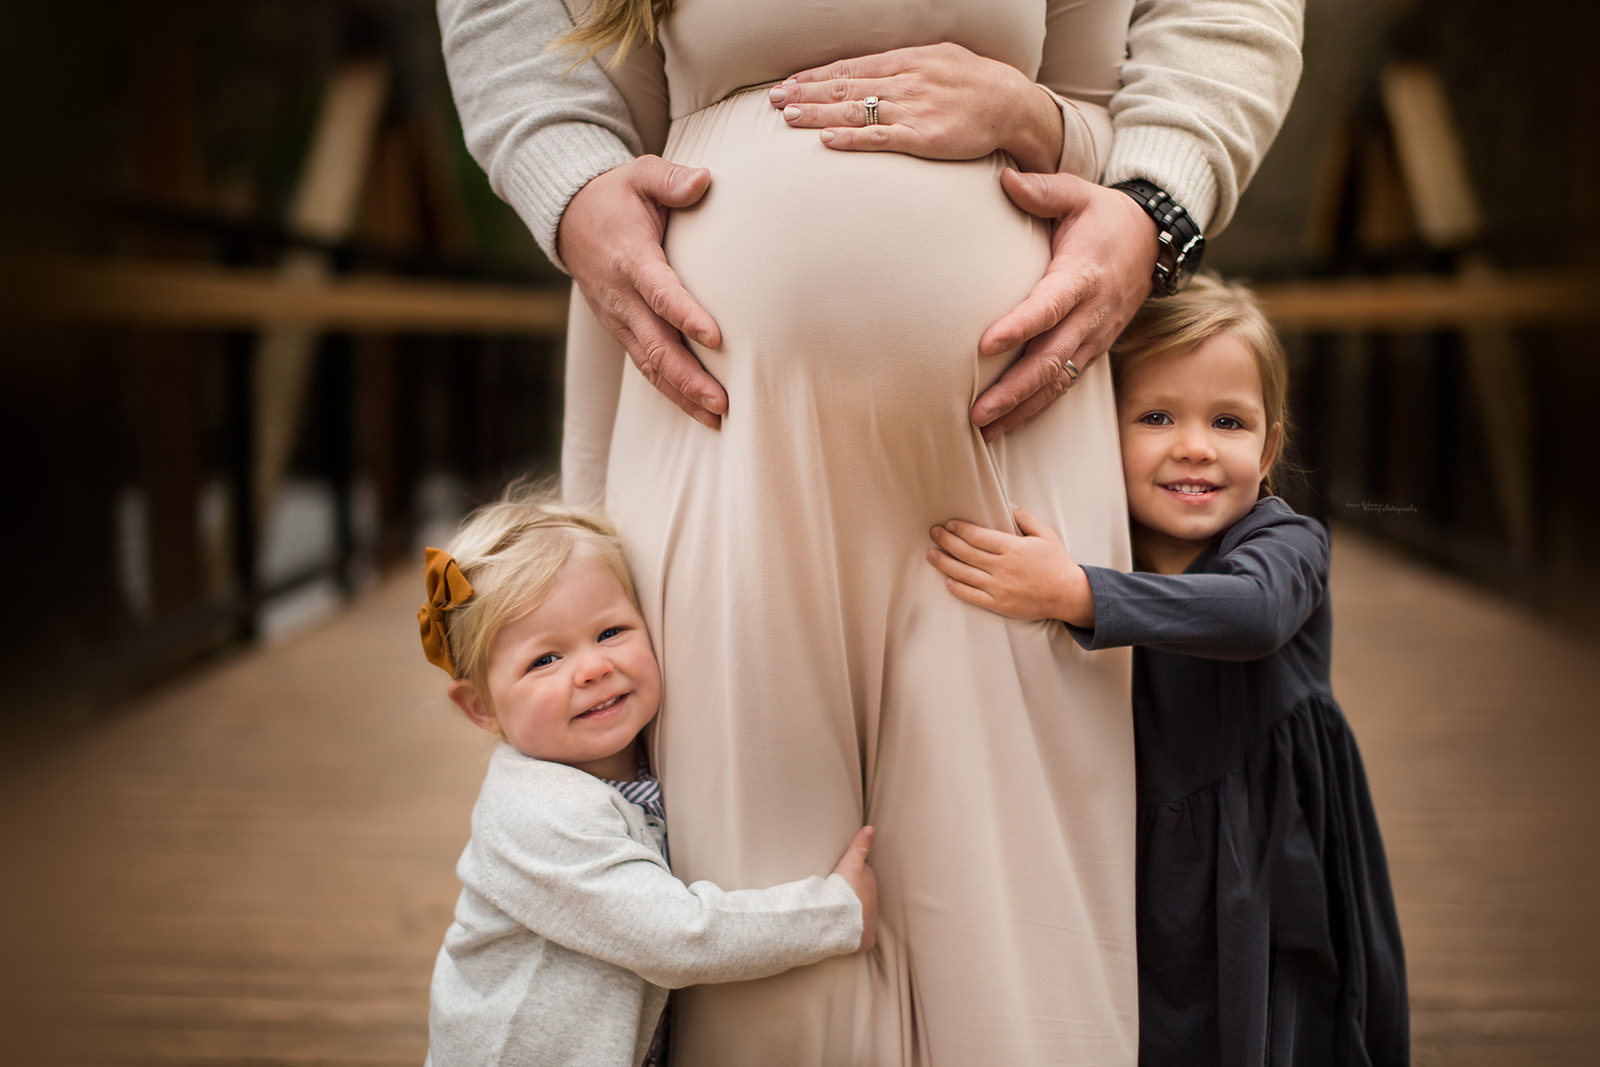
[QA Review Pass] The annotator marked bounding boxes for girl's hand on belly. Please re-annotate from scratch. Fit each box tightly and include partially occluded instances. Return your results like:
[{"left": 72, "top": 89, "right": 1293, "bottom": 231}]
[
  {"left": 767, "top": 43, "right": 1064, "bottom": 174},
  {"left": 928, "top": 507, "right": 1095, "bottom": 627}
]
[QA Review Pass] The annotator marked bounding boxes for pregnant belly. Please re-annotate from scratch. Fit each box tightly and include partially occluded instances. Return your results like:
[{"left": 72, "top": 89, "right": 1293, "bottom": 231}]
[{"left": 662, "top": 88, "right": 1051, "bottom": 421}]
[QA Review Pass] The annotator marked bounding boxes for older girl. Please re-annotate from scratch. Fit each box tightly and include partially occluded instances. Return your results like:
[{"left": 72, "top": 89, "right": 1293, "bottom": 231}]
[{"left": 930, "top": 276, "right": 1409, "bottom": 1066}]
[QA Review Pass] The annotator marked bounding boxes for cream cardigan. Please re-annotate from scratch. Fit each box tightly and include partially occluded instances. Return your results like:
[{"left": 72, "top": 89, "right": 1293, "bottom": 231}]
[{"left": 426, "top": 744, "right": 862, "bottom": 1066}]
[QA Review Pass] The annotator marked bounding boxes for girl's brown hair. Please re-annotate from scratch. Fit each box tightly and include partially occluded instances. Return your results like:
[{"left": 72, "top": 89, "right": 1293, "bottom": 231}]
[
  {"left": 1109, "top": 273, "right": 1290, "bottom": 495},
  {"left": 555, "top": 0, "right": 673, "bottom": 66}
]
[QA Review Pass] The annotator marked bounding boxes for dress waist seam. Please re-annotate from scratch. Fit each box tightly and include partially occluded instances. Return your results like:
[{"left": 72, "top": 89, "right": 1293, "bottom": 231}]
[
  {"left": 671, "top": 80, "right": 781, "bottom": 125},
  {"left": 1135, "top": 694, "right": 1339, "bottom": 810}
]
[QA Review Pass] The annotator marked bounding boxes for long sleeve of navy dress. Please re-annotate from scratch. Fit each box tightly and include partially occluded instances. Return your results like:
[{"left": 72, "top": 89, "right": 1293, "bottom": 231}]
[{"left": 1070, "top": 498, "right": 1409, "bottom": 1067}]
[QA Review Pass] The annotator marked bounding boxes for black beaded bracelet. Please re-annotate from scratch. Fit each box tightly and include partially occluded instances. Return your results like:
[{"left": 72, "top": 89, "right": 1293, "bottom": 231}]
[{"left": 1110, "top": 178, "right": 1205, "bottom": 297}]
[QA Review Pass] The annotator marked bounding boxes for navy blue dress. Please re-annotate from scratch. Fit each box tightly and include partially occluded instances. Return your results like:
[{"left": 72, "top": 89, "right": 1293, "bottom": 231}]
[{"left": 1070, "top": 498, "right": 1409, "bottom": 1066}]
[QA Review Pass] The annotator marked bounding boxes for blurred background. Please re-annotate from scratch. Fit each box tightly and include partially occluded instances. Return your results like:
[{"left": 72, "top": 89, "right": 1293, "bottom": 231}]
[
  {"left": 3, "top": 0, "right": 571, "bottom": 732},
  {"left": 0, "top": 0, "right": 1596, "bottom": 1063}
]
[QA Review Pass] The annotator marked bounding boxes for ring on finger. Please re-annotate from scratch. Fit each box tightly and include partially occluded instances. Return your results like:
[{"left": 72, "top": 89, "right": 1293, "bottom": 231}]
[
  {"left": 863, "top": 95, "right": 881, "bottom": 126},
  {"left": 1063, "top": 359, "right": 1081, "bottom": 384}
]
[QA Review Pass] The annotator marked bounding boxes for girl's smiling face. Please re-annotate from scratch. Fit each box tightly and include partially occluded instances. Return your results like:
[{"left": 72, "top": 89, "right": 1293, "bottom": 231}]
[
  {"left": 449, "top": 557, "right": 661, "bottom": 780},
  {"left": 1117, "top": 332, "right": 1280, "bottom": 574}
]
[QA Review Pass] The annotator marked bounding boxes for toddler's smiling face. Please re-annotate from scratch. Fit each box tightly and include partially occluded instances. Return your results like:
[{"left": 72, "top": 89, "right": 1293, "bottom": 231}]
[{"left": 451, "top": 558, "right": 661, "bottom": 781}]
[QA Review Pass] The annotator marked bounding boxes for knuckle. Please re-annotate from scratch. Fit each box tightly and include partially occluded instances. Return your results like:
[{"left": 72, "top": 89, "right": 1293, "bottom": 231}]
[
  {"left": 599, "top": 284, "right": 632, "bottom": 321},
  {"left": 598, "top": 241, "right": 630, "bottom": 278},
  {"left": 827, "top": 79, "right": 850, "bottom": 102},
  {"left": 867, "top": 126, "right": 891, "bottom": 147},
  {"left": 1034, "top": 355, "right": 1065, "bottom": 389},
  {"left": 1053, "top": 322, "right": 1087, "bottom": 356},
  {"left": 1076, "top": 265, "right": 1108, "bottom": 304},
  {"left": 1085, "top": 298, "right": 1115, "bottom": 338},
  {"left": 635, "top": 275, "right": 671, "bottom": 316},
  {"left": 1045, "top": 291, "right": 1079, "bottom": 328},
  {"left": 637, "top": 339, "right": 675, "bottom": 376}
]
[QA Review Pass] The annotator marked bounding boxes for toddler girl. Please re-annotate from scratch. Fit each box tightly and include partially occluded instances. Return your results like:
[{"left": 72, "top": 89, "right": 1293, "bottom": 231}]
[
  {"left": 927, "top": 276, "right": 1408, "bottom": 1066},
  {"left": 421, "top": 488, "right": 876, "bottom": 1066}
]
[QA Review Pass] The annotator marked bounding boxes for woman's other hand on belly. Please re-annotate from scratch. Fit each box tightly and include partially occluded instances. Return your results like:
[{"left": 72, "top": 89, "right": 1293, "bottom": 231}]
[
  {"left": 972, "top": 171, "right": 1158, "bottom": 442},
  {"left": 559, "top": 155, "right": 729, "bottom": 429},
  {"left": 768, "top": 43, "right": 1064, "bottom": 174}
]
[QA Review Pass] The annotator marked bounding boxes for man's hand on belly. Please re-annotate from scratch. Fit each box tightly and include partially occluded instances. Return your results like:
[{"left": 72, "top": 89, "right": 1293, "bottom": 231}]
[
  {"left": 971, "top": 170, "right": 1158, "bottom": 442},
  {"left": 559, "top": 156, "right": 728, "bottom": 430}
]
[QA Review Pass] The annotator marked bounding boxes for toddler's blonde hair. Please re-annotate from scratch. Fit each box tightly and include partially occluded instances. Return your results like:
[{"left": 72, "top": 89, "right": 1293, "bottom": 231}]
[
  {"left": 1109, "top": 273, "right": 1290, "bottom": 495},
  {"left": 439, "top": 483, "right": 637, "bottom": 690}
]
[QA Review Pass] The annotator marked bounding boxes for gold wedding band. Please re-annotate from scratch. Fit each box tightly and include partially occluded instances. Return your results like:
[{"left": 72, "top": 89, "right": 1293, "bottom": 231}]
[{"left": 863, "top": 96, "right": 880, "bottom": 126}]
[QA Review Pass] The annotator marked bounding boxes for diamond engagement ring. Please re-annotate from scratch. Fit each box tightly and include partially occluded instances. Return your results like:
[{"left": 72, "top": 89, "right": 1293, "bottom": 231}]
[{"left": 863, "top": 96, "right": 881, "bottom": 125}]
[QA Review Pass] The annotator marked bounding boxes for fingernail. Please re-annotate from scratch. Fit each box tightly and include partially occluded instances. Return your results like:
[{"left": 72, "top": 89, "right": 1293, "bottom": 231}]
[
  {"left": 768, "top": 85, "right": 786, "bottom": 104},
  {"left": 820, "top": 130, "right": 835, "bottom": 144},
  {"left": 783, "top": 106, "right": 800, "bottom": 121}
]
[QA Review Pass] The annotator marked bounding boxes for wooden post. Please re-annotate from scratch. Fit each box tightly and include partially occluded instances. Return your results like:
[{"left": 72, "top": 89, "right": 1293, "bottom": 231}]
[
  {"left": 253, "top": 57, "right": 391, "bottom": 541},
  {"left": 1380, "top": 61, "right": 1535, "bottom": 560},
  {"left": 125, "top": 0, "right": 210, "bottom": 624}
]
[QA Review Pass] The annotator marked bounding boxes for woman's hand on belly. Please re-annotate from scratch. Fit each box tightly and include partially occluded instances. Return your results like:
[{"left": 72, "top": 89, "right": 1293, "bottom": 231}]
[
  {"left": 767, "top": 43, "right": 1064, "bottom": 174},
  {"left": 558, "top": 155, "right": 729, "bottom": 429},
  {"left": 971, "top": 171, "right": 1159, "bottom": 441}
]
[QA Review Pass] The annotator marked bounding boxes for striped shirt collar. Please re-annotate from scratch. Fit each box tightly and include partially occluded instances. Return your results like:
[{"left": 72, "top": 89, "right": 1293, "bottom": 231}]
[{"left": 601, "top": 751, "right": 665, "bottom": 822}]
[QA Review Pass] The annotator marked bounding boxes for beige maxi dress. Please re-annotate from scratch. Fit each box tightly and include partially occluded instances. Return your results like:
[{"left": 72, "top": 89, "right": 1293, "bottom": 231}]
[{"left": 564, "top": 2, "right": 1137, "bottom": 1063}]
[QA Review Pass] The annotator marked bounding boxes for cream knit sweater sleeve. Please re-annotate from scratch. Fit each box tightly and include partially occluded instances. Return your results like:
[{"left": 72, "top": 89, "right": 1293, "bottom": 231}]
[
  {"left": 1104, "top": 0, "right": 1304, "bottom": 232},
  {"left": 436, "top": 0, "right": 639, "bottom": 270},
  {"left": 437, "top": 0, "right": 1305, "bottom": 260}
]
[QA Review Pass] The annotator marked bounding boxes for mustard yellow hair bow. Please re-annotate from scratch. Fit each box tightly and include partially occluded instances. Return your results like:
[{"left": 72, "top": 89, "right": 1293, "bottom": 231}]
[{"left": 419, "top": 547, "right": 474, "bottom": 678}]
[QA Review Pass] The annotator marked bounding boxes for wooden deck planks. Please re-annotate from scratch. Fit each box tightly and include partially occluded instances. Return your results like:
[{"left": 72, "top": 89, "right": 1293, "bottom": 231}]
[
  {"left": 1329, "top": 528, "right": 1600, "bottom": 1066},
  {"left": 6, "top": 529, "right": 1598, "bottom": 1063},
  {"left": 9, "top": 573, "right": 486, "bottom": 1065}
]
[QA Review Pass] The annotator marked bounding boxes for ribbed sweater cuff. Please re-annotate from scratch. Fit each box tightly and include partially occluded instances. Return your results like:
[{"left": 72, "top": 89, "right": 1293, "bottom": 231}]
[
  {"left": 505, "top": 121, "right": 637, "bottom": 273},
  {"left": 1104, "top": 126, "right": 1220, "bottom": 233}
]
